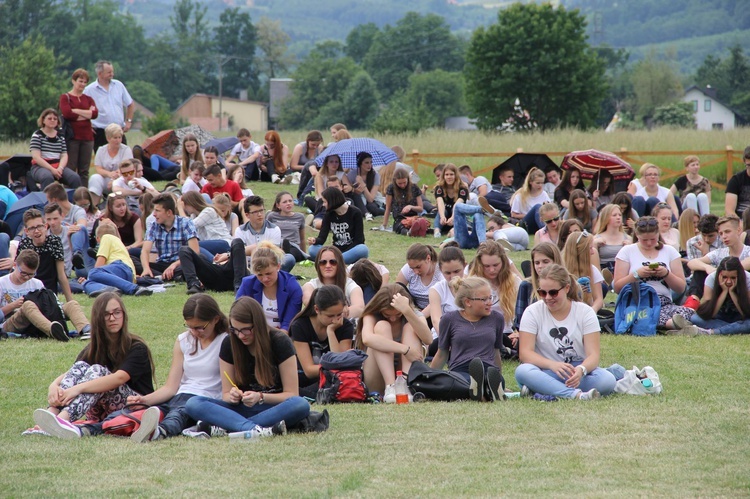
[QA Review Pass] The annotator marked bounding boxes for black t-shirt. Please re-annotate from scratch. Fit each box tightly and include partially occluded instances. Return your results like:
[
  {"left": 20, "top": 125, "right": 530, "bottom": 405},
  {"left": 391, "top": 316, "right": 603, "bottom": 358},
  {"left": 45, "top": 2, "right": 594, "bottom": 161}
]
[
  {"left": 434, "top": 185, "right": 468, "bottom": 219},
  {"left": 18, "top": 235, "right": 65, "bottom": 291},
  {"left": 219, "top": 330, "right": 295, "bottom": 392},
  {"left": 726, "top": 170, "right": 750, "bottom": 217},
  {"left": 290, "top": 316, "right": 354, "bottom": 365},
  {"left": 76, "top": 341, "right": 154, "bottom": 396},
  {"left": 386, "top": 183, "right": 422, "bottom": 221},
  {"left": 314, "top": 205, "right": 365, "bottom": 253},
  {"left": 554, "top": 186, "right": 571, "bottom": 208}
]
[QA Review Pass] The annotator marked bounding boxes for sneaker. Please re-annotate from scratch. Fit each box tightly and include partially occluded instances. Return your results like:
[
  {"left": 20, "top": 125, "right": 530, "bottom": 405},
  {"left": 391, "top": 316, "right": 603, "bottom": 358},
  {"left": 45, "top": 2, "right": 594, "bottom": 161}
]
[
  {"left": 283, "top": 175, "right": 293, "bottom": 185},
  {"left": 181, "top": 426, "right": 210, "bottom": 439},
  {"left": 601, "top": 268, "right": 614, "bottom": 287},
  {"left": 672, "top": 314, "right": 692, "bottom": 330},
  {"left": 433, "top": 228, "right": 441, "bottom": 238},
  {"left": 532, "top": 393, "right": 558, "bottom": 402},
  {"left": 22, "top": 425, "right": 50, "bottom": 436},
  {"left": 72, "top": 251, "right": 85, "bottom": 270},
  {"left": 496, "top": 237, "right": 514, "bottom": 253},
  {"left": 89, "top": 286, "right": 120, "bottom": 298},
  {"left": 408, "top": 218, "right": 429, "bottom": 237},
  {"left": 131, "top": 406, "right": 162, "bottom": 443},
  {"left": 468, "top": 358, "right": 485, "bottom": 402},
  {"left": 228, "top": 425, "right": 275, "bottom": 441},
  {"left": 520, "top": 385, "right": 533, "bottom": 398},
  {"left": 78, "top": 324, "right": 91, "bottom": 339},
  {"left": 477, "top": 196, "right": 496, "bottom": 216},
  {"left": 87, "top": 247, "right": 98, "bottom": 259},
  {"left": 365, "top": 212, "right": 373, "bottom": 222},
  {"left": 186, "top": 284, "right": 204, "bottom": 295},
  {"left": 383, "top": 383, "right": 397, "bottom": 404},
  {"left": 683, "top": 296, "right": 700, "bottom": 310},
  {"left": 33, "top": 409, "right": 81, "bottom": 439},
  {"left": 196, "top": 420, "right": 228, "bottom": 438},
  {"left": 485, "top": 366, "right": 504, "bottom": 401},
  {"left": 49, "top": 321, "right": 69, "bottom": 342},
  {"left": 134, "top": 287, "right": 153, "bottom": 297},
  {"left": 675, "top": 325, "right": 712, "bottom": 336},
  {"left": 578, "top": 388, "right": 601, "bottom": 401}
]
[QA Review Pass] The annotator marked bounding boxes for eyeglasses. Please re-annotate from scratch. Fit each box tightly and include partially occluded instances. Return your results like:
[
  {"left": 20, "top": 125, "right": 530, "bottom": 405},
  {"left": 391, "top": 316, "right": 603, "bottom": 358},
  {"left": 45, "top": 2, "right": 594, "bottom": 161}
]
[
  {"left": 543, "top": 216, "right": 560, "bottom": 225},
  {"left": 248, "top": 209, "right": 265, "bottom": 216},
  {"left": 105, "top": 309, "right": 123, "bottom": 320},
  {"left": 25, "top": 224, "right": 45, "bottom": 233},
  {"left": 537, "top": 288, "right": 563, "bottom": 298},
  {"left": 230, "top": 325, "right": 254, "bottom": 337},
  {"left": 636, "top": 218, "right": 658, "bottom": 229},
  {"left": 468, "top": 296, "right": 493, "bottom": 303},
  {"left": 184, "top": 321, "right": 210, "bottom": 333},
  {"left": 318, "top": 259, "right": 338, "bottom": 266},
  {"left": 16, "top": 266, "right": 36, "bottom": 278}
]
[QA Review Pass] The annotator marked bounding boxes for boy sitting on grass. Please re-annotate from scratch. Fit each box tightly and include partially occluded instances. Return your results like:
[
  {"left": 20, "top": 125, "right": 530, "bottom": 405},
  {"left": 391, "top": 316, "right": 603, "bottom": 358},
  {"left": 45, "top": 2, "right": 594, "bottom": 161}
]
[{"left": 0, "top": 249, "right": 90, "bottom": 341}]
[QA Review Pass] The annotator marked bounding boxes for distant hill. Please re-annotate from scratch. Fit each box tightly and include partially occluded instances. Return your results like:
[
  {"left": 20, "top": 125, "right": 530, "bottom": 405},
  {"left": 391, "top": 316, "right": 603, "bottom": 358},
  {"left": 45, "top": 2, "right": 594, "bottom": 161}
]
[{"left": 119, "top": 0, "right": 749, "bottom": 73}]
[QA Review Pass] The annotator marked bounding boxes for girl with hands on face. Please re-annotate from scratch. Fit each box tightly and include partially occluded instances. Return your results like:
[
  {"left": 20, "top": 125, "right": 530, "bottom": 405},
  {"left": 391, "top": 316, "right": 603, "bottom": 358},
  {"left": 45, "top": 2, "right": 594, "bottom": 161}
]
[
  {"left": 356, "top": 284, "right": 432, "bottom": 403},
  {"left": 185, "top": 297, "right": 310, "bottom": 440},
  {"left": 515, "top": 265, "right": 616, "bottom": 400}
]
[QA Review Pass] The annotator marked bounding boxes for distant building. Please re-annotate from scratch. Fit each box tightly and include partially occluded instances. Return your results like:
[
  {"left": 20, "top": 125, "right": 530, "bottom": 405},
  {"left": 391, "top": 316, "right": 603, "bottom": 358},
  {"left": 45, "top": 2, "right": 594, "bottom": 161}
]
[
  {"left": 173, "top": 93, "right": 268, "bottom": 133},
  {"left": 269, "top": 78, "right": 293, "bottom": 127},
  {"left": 444, "top": 116, "right": 478, "bottom": 130},
  {"left": 682, "top": 85, "right": 744, "bottom": 131},
  {"left": 131, "top": 101, "right": 154, "bottom": 131}
]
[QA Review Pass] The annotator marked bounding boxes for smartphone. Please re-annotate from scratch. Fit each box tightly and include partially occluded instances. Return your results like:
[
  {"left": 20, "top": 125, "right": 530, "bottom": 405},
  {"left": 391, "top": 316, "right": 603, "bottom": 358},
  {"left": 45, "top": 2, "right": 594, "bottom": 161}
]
[
  {"left": 352, "top": 182, "right": 360, "bottom": 189},
  {"left": 648, "top": 262, "right": 659, "bottom": 270}
]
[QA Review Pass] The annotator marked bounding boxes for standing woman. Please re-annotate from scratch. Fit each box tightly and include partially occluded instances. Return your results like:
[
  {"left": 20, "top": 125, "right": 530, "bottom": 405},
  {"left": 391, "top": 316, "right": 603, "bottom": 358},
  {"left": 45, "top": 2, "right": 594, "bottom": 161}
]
[
  {"left": 515, "top": 264, "right": 616, "bottom": 400},
  {"left": 89, "top": 123, "right": 132, "bottom": 206},
  {"left": 468, "top": 240, "right": 521, "bottom": 335},
  {"left": 613, "top": 216, "right": 692, "bottom": 330},
  {"left": 29, "top": 108, "right": 82, "bottom": 190},
  {"left": 32, "top": 293, "right": 155, "bottom": 438},
  {"left": 291, "top": 286, "right": 354, "bottom": 397},
  {"left": 343, "top": 152, "right": 385, "bottom": 219},
  {"left": 433, "top": 163, "right": 469, "bottom": 237},
  {"left": 397, "top": 243, "right": 443, "bottom": 315},
  {"left": 258, "top": 131, "right": 290, "bottom": 183},
  {"left": 430, "top": 276, "right": 505, "bottom": 402},
  {"left": 356, "top": 284, "right": 432, "bottom": 402},
  {"left": 185, "top": 297, "right": 311, "bottom": 440},
  {"left": 235, "top": 242, "right": 303, "bottom": 334},
  {"left": 60, "top": 68, "right": 98, "bottom": 187},
  {"left": 554, "top": 167, "right": 583, "bottom": 210},
  {"left": 124, "top": 294, "right": 228, "bottom": 441},
  {"left": 510, "top": 167, "right": 551, "bottom": 234},
  {"left": 593, "top": 204, "right": 632, "bottom": 273},
  {"left": 302, "top": 246, "right": 365, "bottom": 319},
  {"left": 307, "top": 187, "right": 369, "bottom": 264},
  {"left": 178, "top": 134, "right": 204, "bottom": 184}
]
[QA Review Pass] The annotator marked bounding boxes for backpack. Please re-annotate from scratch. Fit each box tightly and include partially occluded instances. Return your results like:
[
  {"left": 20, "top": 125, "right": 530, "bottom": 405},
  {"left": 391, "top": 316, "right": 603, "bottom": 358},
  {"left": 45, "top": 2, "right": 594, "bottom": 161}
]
[
  {"left": 614, "top": 282, "right": 661, "bottom": 336},
  {"left": 316, "top": 350, "right": 368, "bottom": 404},
  {"left": 406, "top": 361, "right": 471, "bottom": 401},
  {"left": 20, "top": 288, "right": 68, "bottom": 338}
]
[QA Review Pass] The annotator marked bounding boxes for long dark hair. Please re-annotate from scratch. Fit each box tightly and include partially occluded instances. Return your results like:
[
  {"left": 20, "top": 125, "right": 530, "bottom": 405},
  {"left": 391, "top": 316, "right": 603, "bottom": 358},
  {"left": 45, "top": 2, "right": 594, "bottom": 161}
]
[
  {"left": 78, "top": 292, "right": 155, "bottom": 382},
  {"left": 228, "top": 297, "right": 276, "bottom": 388},
  {"left": 182, "top": 294, "right": 228, "bottom": 355},
  {"left": 356, "top": 152, "right": 376, "bottom": 190},
  {"left": 349, "top": 259, "right": 383, "bottom": 293},
  {"left": 587, "top": 170, "right": 614, "bottom": 198},
  {"left": 293, "top": 285, "right": 346, "bottom": 323},
  {"left": 696, "top": 257, "right": 750, "bottom": 320}
]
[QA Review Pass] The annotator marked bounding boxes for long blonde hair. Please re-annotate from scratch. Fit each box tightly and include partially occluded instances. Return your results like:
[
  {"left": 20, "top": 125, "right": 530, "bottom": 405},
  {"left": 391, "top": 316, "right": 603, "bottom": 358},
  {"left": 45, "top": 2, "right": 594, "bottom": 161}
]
[
  {"left": 594, "top": 204, "right": 625, "bottom": 235},
  {"left": 511, "top": 167, "right": 545, "bottom": 208},
  {"left": 562, "top": 231, "right": 594, "bottom": 306},
  {"left": 678, "top": 208, "right": 698, "bottom": 252},
  {"left": 467, "top": 241, "right": 517, "bottom": 325}
]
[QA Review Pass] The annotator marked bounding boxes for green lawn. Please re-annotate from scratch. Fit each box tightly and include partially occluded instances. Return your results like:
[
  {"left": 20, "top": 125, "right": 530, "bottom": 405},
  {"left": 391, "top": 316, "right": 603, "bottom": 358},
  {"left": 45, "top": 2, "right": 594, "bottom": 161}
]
[{"left": 1, "top": 151, "right": 750, "bottom": 496}]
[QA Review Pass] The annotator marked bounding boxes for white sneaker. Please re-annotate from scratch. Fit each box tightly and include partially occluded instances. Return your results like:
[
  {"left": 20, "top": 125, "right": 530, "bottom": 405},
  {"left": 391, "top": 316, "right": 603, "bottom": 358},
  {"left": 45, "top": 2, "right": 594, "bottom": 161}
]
[
  {"left": 383, "top": 383, "right": 397, "bottom": 404},
  {"left": 33, "top": 409, "right": 81, "bottom": 439},
  {"left": 283, "top": 174, "right": 293, "bottom": 185},
  {"left": 228, "top": 425, "right": 274, "bottom": 441},
  {"left": 579, "top": 388, "right": 601, "bottom": 401},
  {"left": 433, "top": 228, "right": 441, "bottom": 238},
  {"left": 271, "top": 174, "right": 281, "bottom": 184},
  {"left": 291, "top": 172, "right": 301, "bottom": 185},
  {"left": 365, "top": 212, "right": 373, "bottom": 221},
  {"left": 131, "top": 406, "right": 161, "bottom": 443}
]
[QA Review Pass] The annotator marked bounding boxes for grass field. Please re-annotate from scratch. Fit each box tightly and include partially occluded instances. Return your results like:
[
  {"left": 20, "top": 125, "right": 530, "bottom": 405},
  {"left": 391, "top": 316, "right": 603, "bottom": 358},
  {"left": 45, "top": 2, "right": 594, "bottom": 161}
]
[{"left": 1, "top": 130, "right": 749, "bottom": 496}]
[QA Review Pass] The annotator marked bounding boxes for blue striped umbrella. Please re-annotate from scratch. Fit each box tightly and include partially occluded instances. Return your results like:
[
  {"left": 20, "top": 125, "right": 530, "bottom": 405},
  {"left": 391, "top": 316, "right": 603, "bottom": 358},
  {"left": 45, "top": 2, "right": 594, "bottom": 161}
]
[{"left": 315, "top": 138, "right": 398, "bottom": 171}]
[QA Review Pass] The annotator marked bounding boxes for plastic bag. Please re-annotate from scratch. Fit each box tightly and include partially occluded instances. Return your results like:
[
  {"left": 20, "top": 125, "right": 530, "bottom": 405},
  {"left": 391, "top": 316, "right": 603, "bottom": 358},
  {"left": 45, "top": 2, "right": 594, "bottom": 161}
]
[{"left": 615, "top": 365, "right": 663, "bottom": 395}]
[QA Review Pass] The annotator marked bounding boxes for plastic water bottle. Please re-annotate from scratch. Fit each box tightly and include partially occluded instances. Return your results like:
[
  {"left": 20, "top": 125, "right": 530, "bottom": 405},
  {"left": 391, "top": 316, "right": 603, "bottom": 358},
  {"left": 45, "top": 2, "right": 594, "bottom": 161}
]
[
  {"left": 394, "top": 371, "right": 409, "bottom": 404},
  {"left": 641, "top": 379, "right": 653, "bottom": 389},
  {"left": 577, "top": 276, "right": 591, "bottom": 293}
]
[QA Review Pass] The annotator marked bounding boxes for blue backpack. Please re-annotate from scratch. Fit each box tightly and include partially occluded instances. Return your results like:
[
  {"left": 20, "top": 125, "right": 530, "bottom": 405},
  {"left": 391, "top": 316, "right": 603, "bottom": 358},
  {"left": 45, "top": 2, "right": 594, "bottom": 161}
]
[{"left": 614, "top": 283, "right": 661, "bottom": 336}]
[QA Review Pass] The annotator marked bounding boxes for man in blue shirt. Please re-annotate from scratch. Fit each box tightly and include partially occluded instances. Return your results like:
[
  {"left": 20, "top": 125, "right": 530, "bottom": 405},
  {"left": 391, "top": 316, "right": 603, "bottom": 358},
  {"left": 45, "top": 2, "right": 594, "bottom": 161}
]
[{"left": 83, "top": 60, "right": 135, "bottom": 151}]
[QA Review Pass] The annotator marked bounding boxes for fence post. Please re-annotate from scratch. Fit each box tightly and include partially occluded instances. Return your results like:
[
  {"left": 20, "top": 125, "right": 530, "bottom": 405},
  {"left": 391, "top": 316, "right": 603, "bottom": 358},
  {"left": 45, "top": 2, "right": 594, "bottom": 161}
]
[
  {"left": 411, "top": 149, "right": 420, "bottom": 177},
  {"left": 726, "top": 145, "right": 734, "bottom": 182}
]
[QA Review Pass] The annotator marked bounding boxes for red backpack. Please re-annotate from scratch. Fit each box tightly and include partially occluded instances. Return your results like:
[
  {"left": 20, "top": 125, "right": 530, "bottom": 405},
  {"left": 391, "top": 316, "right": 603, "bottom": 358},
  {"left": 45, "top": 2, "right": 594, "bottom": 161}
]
[{"left": 316, "top": 368, "right": 368, "bottom": 404}]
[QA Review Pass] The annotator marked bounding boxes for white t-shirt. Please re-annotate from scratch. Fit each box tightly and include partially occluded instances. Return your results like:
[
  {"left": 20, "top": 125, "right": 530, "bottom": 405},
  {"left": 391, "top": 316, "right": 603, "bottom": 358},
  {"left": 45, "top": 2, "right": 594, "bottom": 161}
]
[
  {"left": 510, "top": 191, "right": 550, "bottom": 215},
  {"left": 193, "top": 207, "right": 232, "bottom": 243},
  {"left": 615, "top": 243, "right": 681, "bottom": 298},
  {"left": 307, "top": 277, "right": 360, "bottom": 303},
  {"left": 519, "top": 300, "right": 599, "bottom": 364},
  {"left": 94, "top": 144, "right": 132, "bottom": 172},
  {"left": 177, "top": 331, "right": 227, "bottom": 399},
  {"left": 634, "top": 184, "right": 670, "bottom": 202},
  {"left": 230, "top": 141, "right": 260, "bottom": 162},
  {"left": 399, "top": 263, "right": 443, "bottom": 310},
  {"left": 262, "top": 291, "right": 280, "bottom": 328},
  {"left": 112, "top": 176, "right": 155, "bottom": 192},
  {"left": 469, "top": 176, "right": 492, "bottom": 196},
  {"left": 430, "top": 278, "right": 459, "bottom": 340},
  {"left": 0, "top": 275, "right": 44, "bottom": 309},
  {"left": 705, "top": 246, "right": 750, "bottom": 267},
  {"left": 182, "top": 177, "right": 207, "bottom": 194}
]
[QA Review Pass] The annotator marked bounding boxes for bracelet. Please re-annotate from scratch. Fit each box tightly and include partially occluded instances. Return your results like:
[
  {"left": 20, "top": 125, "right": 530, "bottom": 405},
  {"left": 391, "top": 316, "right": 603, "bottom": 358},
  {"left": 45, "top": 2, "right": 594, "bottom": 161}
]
[
  {"left": 404, "top": 346, "right": 410, "bottom": 356},
  {"left": 577, "top": 365, "right": 588, "bottom": 376}
]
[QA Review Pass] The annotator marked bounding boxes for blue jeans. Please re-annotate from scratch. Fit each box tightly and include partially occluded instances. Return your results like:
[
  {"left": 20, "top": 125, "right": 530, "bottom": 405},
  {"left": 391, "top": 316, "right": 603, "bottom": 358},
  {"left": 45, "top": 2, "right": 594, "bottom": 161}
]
[
  {"left": 157, "top": 392, "right": 197, "bottom": 437},
  {"left": 184, "top": 395, "right": 310, "bottom": 432},
  {"left": 150, "top": 154, "right": 179, "bottom": 172},
  {"left": 690, "top": 315, "right": 750, "bottom": 335},
  {"left": 199, "top": 239, "right": 231, "bottom": 256},
  {"left": 515, "top": 362, "right": 617, "bottom": 399},
  {"left": 452, "top": 203, "right": 486, "bottom": 249},
  {"left": 83, "top": 260, "right": 138, "bottom": 295},
  {"left": 521, "top": 204, "right": 544, "bottom": 234},
  {"left": 308, "top": 244, "right": 369, "bottom": 264}
]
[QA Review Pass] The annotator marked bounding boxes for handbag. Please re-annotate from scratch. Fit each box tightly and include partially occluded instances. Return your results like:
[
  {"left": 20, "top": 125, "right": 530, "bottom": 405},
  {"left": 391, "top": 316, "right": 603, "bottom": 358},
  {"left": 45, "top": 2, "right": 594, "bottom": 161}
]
[
  {"left": 614, "top": 366, "right": 663, "bottom": 395},
  {"left": 102, "top": 404, "right": 163, "bottom": 436},
  {"left": 59, "top": 94, "right": 76, "bottom": 143},
  {"left": 406, "top": 361, "right": 471, "bottom": 401}
]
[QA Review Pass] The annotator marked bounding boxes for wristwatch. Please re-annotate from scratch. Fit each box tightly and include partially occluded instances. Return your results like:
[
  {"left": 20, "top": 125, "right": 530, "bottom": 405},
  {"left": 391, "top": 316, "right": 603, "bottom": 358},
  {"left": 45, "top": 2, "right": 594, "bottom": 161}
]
[
  {"left": 632, "top": 270, "right": 640, "bottom": 281},
  {"left": 258, "top": 392, "right": 265, "bottom": 405},
  {"left": 126, "top": 119, "right": 133, "bottom": 123},
  {"left": 577, "top": 365, "right": 588, "bottom": 376}
]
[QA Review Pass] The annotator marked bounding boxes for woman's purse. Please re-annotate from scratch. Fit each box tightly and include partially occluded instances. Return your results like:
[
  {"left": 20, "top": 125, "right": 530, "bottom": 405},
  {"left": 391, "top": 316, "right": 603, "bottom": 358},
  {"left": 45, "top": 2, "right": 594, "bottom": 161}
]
[{"left": 102, "top": 404, "right": 163, "bottom": 436}]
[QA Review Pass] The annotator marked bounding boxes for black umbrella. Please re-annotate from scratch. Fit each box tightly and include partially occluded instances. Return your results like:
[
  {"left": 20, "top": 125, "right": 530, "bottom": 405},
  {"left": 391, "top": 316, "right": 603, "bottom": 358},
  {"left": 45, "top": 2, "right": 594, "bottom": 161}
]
[
  {"left": 204, "top": 137, "right": 239, "bottom": 155},
  {"left": 492, "top": 153, "right": 559, "bottom": 190}
]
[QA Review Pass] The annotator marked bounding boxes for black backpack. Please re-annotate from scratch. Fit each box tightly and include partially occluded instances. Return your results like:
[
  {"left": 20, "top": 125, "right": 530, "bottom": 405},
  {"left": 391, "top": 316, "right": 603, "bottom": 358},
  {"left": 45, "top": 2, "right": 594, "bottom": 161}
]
[
  {"left": 20, "top": 288, "right": 68, "bottom": 338},
  {"left": 406, "top": 361, "right": 471, "bottom": 401}
]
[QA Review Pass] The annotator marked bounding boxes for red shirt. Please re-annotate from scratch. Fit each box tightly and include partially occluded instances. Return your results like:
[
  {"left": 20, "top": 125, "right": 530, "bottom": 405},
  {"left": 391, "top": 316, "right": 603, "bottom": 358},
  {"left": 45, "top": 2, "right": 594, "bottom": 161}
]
[{"left": 201, "top": 179, "right": 243, "bottom": 202}]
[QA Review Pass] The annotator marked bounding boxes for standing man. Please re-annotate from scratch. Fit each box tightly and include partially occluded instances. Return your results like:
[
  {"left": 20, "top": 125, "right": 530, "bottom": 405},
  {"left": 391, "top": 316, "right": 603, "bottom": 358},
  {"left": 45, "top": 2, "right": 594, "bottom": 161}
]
[{"left": 84, "top": 60, "right": 135, "bottom": 151}]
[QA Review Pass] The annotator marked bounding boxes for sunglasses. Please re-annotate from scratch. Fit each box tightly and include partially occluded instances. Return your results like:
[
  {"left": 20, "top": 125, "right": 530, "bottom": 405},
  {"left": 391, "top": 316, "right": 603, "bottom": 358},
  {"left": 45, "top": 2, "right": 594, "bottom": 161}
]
[
  {"left": 576, "top": 230, "right": 590, "bottom": 244},
  {"left": 318, "top": 259, "right": 338, "bottom": 266},
  {"left": 537, "top": 287, "right": 563, "bottom": 298},
  {"left": 543, "top": 216, "right": 560, "bottom": 225},
  {"left": 636, "top": 218, "right": 658, "bottom": 229},
  {"left": 108, "top": 191, "right": 124, "bottom": 198}
]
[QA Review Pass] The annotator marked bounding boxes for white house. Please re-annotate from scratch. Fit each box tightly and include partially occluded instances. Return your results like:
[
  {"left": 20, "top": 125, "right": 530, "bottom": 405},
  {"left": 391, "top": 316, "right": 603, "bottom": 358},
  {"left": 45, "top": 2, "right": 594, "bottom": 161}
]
[{"left": 682, "top": 85, "right": 743, "bottom": 131}]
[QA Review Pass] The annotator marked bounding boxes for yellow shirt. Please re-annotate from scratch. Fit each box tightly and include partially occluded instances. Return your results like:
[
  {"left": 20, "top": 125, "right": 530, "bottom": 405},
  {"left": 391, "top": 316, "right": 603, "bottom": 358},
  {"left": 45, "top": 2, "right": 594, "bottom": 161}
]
[{"left": 97, "top": 234, "right": 136, "bottom": 282}]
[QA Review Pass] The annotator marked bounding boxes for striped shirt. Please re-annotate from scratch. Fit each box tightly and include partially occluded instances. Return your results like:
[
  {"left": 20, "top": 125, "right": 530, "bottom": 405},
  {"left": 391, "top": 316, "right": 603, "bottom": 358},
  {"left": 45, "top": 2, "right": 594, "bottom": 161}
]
[{"left": 29, "top": 130, "right": 67, "bottom": 160}]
